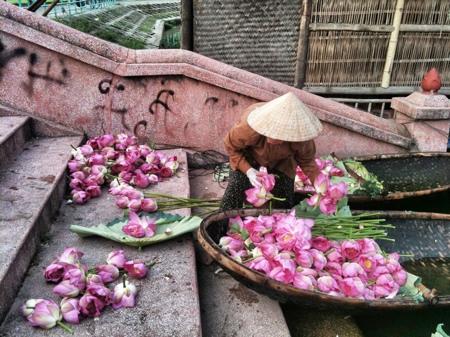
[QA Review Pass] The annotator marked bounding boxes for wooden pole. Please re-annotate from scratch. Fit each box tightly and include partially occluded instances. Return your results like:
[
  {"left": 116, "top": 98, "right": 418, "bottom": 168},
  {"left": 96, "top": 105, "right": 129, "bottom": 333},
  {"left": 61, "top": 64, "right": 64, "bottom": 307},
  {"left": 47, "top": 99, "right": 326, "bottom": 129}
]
[
  {"left": 381, "top": 0, "right": 404, "bottom": 88},
  {"left": 180, "top": 0, "right": 193, "bottom": 50},
  {"left": 42, "top": 0, "right": 60, "bottom": 16},
  {"left": 294, "top": 0, "right": 313, "bottom": 88}
]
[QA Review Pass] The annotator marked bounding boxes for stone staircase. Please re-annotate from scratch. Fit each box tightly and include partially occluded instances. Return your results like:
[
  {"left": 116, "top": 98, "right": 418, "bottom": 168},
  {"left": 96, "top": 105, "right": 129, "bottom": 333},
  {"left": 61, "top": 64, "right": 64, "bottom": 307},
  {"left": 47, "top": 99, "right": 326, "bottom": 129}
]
[{"left": 0, "top": 114, "right": 292, "bottom": 337}]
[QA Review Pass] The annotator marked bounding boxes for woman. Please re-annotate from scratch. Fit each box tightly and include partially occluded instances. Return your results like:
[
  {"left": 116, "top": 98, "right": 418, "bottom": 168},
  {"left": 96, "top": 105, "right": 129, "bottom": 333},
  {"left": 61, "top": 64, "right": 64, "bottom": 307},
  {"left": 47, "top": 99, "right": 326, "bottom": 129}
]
[{"left": 221, "top": 92, "right": 322, "bottom": 210}]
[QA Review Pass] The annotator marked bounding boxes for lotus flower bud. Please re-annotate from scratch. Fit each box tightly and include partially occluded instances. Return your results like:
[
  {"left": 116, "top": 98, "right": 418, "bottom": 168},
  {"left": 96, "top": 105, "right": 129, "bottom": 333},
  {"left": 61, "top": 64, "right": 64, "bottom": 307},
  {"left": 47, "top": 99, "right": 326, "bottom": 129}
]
[
  {"left": 26, "top": 299, "right": 62, "bottom": 329},
  {"left": 79, "top": 294, "right": 105, "bottom": 317},
  {"left": 106, "top": 250, "right": 126, "bottom": 269},
  {"left": 60, "top": 298, "right": 80, "bottom": 324},
  {"left": 112, "top": 279, "right": 137, "bottom": 309},
  {"left": 123, "top": 260, "right": 148, "bottom": 279},
  {"left": 96, "top": 264, "right": 120, "bottom": 284}
]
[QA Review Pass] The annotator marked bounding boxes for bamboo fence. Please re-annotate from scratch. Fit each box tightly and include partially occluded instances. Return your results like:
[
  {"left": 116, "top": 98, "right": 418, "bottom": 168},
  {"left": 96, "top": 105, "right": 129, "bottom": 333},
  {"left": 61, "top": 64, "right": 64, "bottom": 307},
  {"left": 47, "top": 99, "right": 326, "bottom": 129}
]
[{"left": 190, "top": 0, "right": 450, "bottom": 94}]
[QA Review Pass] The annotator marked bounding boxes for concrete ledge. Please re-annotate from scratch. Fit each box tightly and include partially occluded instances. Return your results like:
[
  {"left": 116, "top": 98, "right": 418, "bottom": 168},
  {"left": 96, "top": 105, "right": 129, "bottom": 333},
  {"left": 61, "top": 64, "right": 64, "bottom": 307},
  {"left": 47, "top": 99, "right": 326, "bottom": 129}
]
[
  {"left": 0, "top": 116, "right": 31, "bottom": 169},
  {"left": 0, "top": 136, "right": 82, "bottom": 323},
  {"left": 0, "top": 1, "right": 412, "bottom": 149}
]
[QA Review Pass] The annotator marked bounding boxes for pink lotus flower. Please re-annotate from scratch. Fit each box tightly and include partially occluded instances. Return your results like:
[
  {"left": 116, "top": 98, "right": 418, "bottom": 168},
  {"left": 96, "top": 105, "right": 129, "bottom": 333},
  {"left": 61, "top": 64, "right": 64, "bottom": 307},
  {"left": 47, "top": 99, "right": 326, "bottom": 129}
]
[
  {"left": 107, "top": 250, "right": 126, "bottom": 268},
  {"left": 160, "top": 166, "right": 174, "bottom": 178},
  {"left": 132, "top": 170, "right": 150, "bottom": 188},
  {"left": 374, "top": 274, "right": 399, "bottom": 298},
  {"left": 86, "top": 185, "right": 101, "bottom": 198},
  {"left": 86, "top": 274, "right": 104, "bottom": 286},
  {"left": 79, "top": 294, "right": 105, "bottom": 317},
  {"left": 116, "top": 195, "right": 130, "bottom": 209},
  {"left": 58, "top": 248, "right": 83, "bottom": 265},
  {"left": 312, "top": 236, "right": 331, "bottom": 252},
  {"left": 393, "top": 269, "right": 407, "bottom": 287},
  {"left": 358, "top": 255, "right": 378, "bottom": 274},
  {"left": 118, "top": 171, "right": 133, "bottom": 183},
  {"left": 96, "top": 264, "right": 120, "bottom": 283},
  {"left": 310, "top": 249, "right": 327, "bottom": 271},
  {"left": 63, "top": 267, "right": 86, "bottom": 291},
  {"left": 326, "top": 249, "right": 344, "bottom": 264},
  {"left": 314, "top": 173, "right": 329, "bottom": 194},
  {"left": 268, "top": 266, "right": 295, "bottom": 284},
  {"left": 325, "top": 262, "right": 343, "bottom": 277},
  {"left": 86, "top": 283, "right": 112, "bottom": 305},
  {"left": 317, "top": 275, "right": 339, "bottom": 293},
  {"left": 88, "top": 153, "right": 105, "bottom": 166},
  {"left": 319, "top": 196, "right": 337, "bottom": 215},
  {"left": 293, "top": 273, "right": 316, "bottom": 290},
  {"left": 247, "top": 256, "right": 272, "bottom": 274},
  {"left": 328, "top": 182, "right": 347, "bottom": 200},
  {"left": 72, "top": 190, "right": 90, "bottom": 204},
  {"left": 68, "top": 160, "right": 82, "bottom": 172},
  {"left": 339, "top": 277, "right": 365, "bottom": 298},
  {"left": 53, "top": 280, "right": 81, "bottom": 298},
  {"left": 125, "top": 146, "right": 141, "bottom": 164},
  {"left": 148, "top": 174, "right": 159, "bottom": 184},
  {"left": 44, "top": 263, "right": 71, "bottom": 283},
  {"left": 342, "top": 262, "right": 366, "bottom": 279},
  {"left": 245, "top": 186, "right": 273, "bottom": 208},
  {"left": 98, "top": 134, "right": 115, "bottom": 148},
  {"left": 295, "top": 250, "right": 313, "bottom": 268},
  {"left": 138, "top": 145, "right": 152, "bottom": 157},
  {"left": 112, "top": 280, "right": 137, "bottom": 309},
  {"left": 141, "top": 198, "right": 158, "bottom": 212},
  {"left": 26, "top": 299, "right": 62, "bottom": 329},
  {"left": 258, "top": 242, "right": 278, "bottom": 259},
  {"left": 127, "top": 198, "right": 142, "bottom": 212},
  {"left": 21, "top": 299, "right": 45, "bottom": 318},
  {"left": 306, "top": 193, "right": 320, "bottom": 208},
  {"left": 60, "top": 298, "right": 80, "bottom": 324},
  {"left": 124, "top": 260, "right": 149, "bottom": 279},
  {"left": 69, "top": 178, "right": 84, "bottom": 190},
  {"left": 219, "top": 236, "right": 244, "bottom": 254},
  {"left": 297, "top": 266, "right": 318, "bottom": 278},
  {"left": 357, "top": 238, "right": 380, "bottom": 255},
  {"left": 256, "top": 167, "right": 275, "bottom": 191},
  {"left": 71, "top": 171, "right": 86, "bottom": 180},
  {"left": 123, "top": 187, "right": 144, "bottom": 200},
  {"left": 124, "top": 212, "right": 157, "bottom": 238},
  {"left": 341, "top": 240, "right": 361, "bottom": 260}
]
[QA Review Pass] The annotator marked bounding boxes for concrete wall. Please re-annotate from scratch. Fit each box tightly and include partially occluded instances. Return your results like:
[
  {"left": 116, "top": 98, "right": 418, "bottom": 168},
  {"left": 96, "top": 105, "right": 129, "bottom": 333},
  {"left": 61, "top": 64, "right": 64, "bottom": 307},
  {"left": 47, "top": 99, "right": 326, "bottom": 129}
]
[{"left": 0, "top": 2, "right": 413, "bottom": 157}]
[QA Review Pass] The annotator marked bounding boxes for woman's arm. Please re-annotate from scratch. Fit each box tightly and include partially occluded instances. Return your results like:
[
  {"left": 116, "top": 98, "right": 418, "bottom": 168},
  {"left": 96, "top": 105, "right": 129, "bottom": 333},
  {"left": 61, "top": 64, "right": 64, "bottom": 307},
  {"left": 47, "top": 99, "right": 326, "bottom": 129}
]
[
  {"left": 223, "top": 117, "right": 261, "bottom": 174},
  {"left": 293, "top": 140, "right": 319, "bottom": 182}
]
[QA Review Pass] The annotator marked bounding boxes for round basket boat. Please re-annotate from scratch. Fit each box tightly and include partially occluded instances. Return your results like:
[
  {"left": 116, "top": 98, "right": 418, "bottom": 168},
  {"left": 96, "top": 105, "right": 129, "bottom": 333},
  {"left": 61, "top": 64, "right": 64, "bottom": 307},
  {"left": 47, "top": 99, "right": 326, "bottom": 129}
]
[
  {"left": 197, "top": 208, "right": 450, "bottom": 312},
  {"left": 295, "top": 152, "right": 450, "bottom": 208}
]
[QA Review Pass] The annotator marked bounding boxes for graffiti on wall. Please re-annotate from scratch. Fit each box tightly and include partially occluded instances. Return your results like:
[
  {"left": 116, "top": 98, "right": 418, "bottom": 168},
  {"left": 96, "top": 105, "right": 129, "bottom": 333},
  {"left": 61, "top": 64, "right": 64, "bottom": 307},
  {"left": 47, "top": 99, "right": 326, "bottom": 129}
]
[{"left": 0, "top": 39, "right": 26, "bottom": 79}]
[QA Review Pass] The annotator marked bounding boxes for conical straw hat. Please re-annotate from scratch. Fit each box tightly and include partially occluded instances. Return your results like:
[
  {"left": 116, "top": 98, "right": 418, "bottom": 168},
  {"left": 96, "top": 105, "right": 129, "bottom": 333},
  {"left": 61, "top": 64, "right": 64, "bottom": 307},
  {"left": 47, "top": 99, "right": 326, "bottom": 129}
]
[{"left": 247, "top": 92, "right": 323, "bottom": 142}]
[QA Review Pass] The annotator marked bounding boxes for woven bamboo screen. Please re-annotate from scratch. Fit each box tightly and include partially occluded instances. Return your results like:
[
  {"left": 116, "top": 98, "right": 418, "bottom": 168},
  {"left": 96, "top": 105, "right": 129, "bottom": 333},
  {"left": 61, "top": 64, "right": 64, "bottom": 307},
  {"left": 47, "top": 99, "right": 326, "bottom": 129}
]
[
  {"left": 192, "top": 0, "right": 301, "bottom": 84},
  {"left": 192, "top": 0, "right": 450, "bottom": 90}
]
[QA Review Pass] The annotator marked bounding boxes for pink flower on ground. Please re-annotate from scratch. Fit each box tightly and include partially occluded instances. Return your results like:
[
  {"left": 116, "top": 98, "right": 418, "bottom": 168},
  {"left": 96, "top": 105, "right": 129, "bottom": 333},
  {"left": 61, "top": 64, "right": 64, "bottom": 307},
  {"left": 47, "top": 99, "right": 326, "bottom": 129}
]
[
  {"left": 148, "top": 174, "right": 159, "bottom": 184},
  {"left": 112, "top": 280, "right": 137, "bottom": 309},
  {"left": 79, "top": 294, "right": 105, "bottom": 317},
  {"left": 98, "top": 134, "right": 115, "bottom": 148},
  {"left": 72, "top": 190, "right": 90, "bottom": 204},
  {"left": 160, "top": 167, "right": 174, "bottom": 178},
  {"left": 141, "top": 198, "right": 158, "bottom": 212},
  {"left": 124, "top": 260, "right": 148, "bottom": 279},
  {"left": 53, "top": 280, "right": 81, "bottom": 298},
  {"left": 63, "top": 267, "right": 86, "bottom": 291},
  {"left": 44, "top": 263, "right": 73, "bottom": 283},
  {"left": 58, "top": 248, "right": 83, "bottom": 265},
  {"left": 86, "top": 274, "right": 104, "bottom": 286},
  {"left": 293, "top": 273, "right": 316, "bottom": 290},
  {"left": 119, "top": 171, "right": 133, "bottom": 183},
  {"left": 26, "top": 299, "right": 62, "bottom": 329},
  {"left": 341, "top": 240, "right": 361, "bottom": 260},
  {"left": 132, "top": 170, "right": 150, "bottom": 188},
  {"left": 88, "top": 153, "right": 105, "bottom": 166},
  {"left": 69, "top": 178, "right": 84, "bottom": 190},
  {"left": 21, "top": 299, "right": 45, "bottom": 318},
  {"left": 96, "top": 264, "right": 120, "bottom": 284},
  {"left": 128, "top": 198, "right": 142, "bottom": 212},
  {"left": 60, "top": 298, "right": 80, "bottom": 324},
  {"left": 116, "top": 196, "right": 130, "bottom": 209},
  {"left": 107, "top": 250, "right": 126, "bottom": 269},
  {"left": 339, "top": 277, "right": 365, "bottom": 298},
  {"left": 86, "top": 185, "right": 101, "bottom": 198},
  {"left": 68, "top": 160, "right": 82, "bottom": 172},
  {"left": 80, "top": 145, "right": 94, "bottom": 156},
  {"left": 312, "top": 236, "right": 331, "bottom": 252},
  {"left": 86, "top": 283, "right": 112, "bottom": 305},
  {"left": 317, "top": 275, "right": 339, "bottom": 293}
]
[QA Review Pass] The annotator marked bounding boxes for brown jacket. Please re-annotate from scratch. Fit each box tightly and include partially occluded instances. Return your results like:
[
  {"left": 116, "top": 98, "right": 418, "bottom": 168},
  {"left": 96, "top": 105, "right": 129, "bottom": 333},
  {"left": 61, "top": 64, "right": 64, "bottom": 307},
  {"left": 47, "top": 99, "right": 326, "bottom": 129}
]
[{"left": 224, "top": 103, "right": 319, "bottom": 181}]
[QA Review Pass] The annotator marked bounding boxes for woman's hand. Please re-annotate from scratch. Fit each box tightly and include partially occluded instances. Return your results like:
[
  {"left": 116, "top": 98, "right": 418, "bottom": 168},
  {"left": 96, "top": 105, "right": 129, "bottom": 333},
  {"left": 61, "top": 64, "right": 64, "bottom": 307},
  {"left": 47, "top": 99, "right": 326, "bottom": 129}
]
[{"left": 246, "top": 168, "right": 262, "bottom": 187}]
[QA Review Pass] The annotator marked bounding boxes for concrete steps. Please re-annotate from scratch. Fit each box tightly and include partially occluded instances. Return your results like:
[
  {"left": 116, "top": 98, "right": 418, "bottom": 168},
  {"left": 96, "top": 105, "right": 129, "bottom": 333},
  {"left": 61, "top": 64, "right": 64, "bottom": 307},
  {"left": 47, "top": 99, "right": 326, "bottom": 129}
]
[
  {"left": 0, "top": 149, "right": 202, "bottom": 337},
  {"left": 0, "top": 134, "right": 83, "bottom": 323},
  {"left": 0, "top": 116, "right": 31, "bottom": 169}
]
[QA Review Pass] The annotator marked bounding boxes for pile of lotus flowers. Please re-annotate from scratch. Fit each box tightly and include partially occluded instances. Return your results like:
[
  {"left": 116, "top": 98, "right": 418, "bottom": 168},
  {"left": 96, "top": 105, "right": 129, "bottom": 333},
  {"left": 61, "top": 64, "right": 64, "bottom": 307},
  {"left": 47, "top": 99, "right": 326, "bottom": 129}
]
[
  {"left": 245, "top": 167, "right": 285, "bottom": 208},
  {"left": 305, "top": 159, "right": 347, "bottom": 215},
  {"left": 22, "top": 248, "right": 150, "bottom": 332},
  {"left": 68, "top": 134, "right": 179, "bottom": 209},
  {"left": 219, "top": 211, "right": 407, "bottom": 300}
]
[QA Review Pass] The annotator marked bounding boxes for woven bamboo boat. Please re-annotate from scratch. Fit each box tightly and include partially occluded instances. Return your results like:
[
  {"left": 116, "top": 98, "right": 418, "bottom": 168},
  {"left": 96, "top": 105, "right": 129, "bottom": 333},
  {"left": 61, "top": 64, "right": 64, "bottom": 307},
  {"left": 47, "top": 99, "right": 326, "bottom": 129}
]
[
  {"left": 296, "top": 152, "right": 450, "bottom": 207},
  {"left": 197, "top": 208, "right": 450, "bottom": 312}
]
